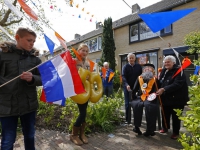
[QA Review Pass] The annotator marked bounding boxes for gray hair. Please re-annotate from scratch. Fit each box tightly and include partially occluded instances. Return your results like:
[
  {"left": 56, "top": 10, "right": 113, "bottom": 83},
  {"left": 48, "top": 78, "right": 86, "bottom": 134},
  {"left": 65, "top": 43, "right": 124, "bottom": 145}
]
[
  {"left": 103, "top": 62, "right": 109, "bottom": 66},
  {"left": 127, "top": 53, "right": 135, "bottom": 59},
  {"left": 163, "top": 55, "right": 176, "bottom": 64}
]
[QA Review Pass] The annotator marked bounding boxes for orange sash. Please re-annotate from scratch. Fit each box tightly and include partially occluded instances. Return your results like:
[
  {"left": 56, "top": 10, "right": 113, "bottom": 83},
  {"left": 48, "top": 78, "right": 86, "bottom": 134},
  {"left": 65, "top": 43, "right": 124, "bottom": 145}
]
[{"left": 138, "top": 76, "right": 155, "bottom": 101}]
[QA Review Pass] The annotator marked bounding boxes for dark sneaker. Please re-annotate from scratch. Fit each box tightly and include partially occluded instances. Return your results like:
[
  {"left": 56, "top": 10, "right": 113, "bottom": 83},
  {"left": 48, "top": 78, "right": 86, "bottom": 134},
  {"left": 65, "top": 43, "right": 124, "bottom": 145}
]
[
  {"left": 143, "top": 131, "right": 156, "bottom": 137},
  {"left": 133, "top": 127, "right": 142, "bottom": 135},
  {"left": 159, "top": 129, "right": 168, "bottom": 133},
  {"left": 171, "top": 134, "right": 179, "bottom": 140}
]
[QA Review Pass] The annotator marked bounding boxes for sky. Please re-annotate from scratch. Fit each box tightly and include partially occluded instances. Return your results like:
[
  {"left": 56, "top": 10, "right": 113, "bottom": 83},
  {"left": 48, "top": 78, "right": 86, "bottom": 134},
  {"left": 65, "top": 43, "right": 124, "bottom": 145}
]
[{"left": 31, "top": 0, "right": 162, "bottom": 52}]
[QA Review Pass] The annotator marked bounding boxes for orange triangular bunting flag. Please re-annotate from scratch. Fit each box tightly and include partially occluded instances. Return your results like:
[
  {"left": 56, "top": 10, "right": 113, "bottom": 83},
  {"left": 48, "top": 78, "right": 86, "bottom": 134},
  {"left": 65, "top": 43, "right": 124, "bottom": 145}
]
[
  {"left": 72, "top": 47, "right": 82, "bottom": 61},
  {"left": 101, "top": 67, "right": 106, "bottom": 79},
  {"left": 82, "top": 8, "right": 84, "bottom": 11},
  {"left": 88, "top": 59, "right": 95, "bottom": 72},
  {"left": 17, "top": 0, "right": 38, "bottom": 21},
  {"left": 108, "top": 72, "right": 114, "bottom": 82},
  {"left": 76, "top": 4, "right": 79, "bottom": 8},
  {"left": 172, "top": 57, "right": 191, "bottom": 78},
  {"left": 55, "top": 32, "right": 65, "bottom": 41}
]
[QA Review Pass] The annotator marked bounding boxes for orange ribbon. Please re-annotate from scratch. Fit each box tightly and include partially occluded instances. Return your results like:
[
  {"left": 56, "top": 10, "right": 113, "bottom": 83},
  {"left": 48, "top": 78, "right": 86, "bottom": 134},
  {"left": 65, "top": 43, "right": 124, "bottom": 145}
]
[{"left": 138, "top": 76, "right": 155, "bottom": 101}]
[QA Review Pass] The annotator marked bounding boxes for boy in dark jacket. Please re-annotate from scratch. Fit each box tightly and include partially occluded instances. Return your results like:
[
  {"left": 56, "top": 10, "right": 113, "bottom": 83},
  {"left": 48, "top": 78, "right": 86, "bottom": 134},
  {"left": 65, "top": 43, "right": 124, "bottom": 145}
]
[{"left": 0, "top": 27, "right": 42, "bottom": 150}]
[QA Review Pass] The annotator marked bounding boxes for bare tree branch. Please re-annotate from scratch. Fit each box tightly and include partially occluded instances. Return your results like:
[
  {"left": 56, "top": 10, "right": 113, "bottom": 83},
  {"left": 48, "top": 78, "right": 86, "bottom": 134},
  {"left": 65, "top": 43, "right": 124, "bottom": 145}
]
[
  {"left": 2, "top": 18, "right": 23, "bottom": 26},
  {"left": 0, "top": 0, "right": 18, "bottom": 26}
]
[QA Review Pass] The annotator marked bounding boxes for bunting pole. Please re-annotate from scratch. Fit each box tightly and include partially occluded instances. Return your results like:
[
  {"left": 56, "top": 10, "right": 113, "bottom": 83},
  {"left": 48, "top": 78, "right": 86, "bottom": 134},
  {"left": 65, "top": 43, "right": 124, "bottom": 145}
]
[{"left": 154, "top": 77, "right": 168, "bottom": 129}]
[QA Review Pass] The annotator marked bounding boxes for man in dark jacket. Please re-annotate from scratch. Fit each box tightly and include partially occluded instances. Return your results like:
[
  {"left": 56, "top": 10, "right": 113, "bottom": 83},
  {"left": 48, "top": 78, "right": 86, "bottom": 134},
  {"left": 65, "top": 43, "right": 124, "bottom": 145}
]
[
  {"left": 0, "top": 27, "right": 42, "bottom": 150},
  {"left": 156, "top": 55, "right": 189, "bottom": 140},
  {"left": 122, "top": 53, "right": 142, "bottom": 123}
]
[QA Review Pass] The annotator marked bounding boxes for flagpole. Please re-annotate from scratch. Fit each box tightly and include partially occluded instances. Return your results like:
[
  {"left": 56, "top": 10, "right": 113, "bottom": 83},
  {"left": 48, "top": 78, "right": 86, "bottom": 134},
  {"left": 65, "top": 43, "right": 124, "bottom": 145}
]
[
  {"left": 156, "top": 33, "right": 185, "bottom": 59},
  {"left": 122, "top": 0, "right": 132, "bottom": 9}
]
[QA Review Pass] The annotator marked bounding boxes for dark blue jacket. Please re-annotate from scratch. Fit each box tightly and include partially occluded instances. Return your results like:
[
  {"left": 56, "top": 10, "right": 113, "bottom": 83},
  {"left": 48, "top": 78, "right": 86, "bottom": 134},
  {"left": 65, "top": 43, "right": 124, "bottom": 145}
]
[{"left": 122, "top": 63, "right": 142, "bottom": 89}]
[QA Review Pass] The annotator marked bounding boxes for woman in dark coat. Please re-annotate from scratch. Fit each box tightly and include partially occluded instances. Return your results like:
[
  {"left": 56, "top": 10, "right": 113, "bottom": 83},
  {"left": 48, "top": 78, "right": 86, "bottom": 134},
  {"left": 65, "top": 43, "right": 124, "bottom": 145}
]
[{"left": 156, "top": 55, "right": 189, "bottom": 140}]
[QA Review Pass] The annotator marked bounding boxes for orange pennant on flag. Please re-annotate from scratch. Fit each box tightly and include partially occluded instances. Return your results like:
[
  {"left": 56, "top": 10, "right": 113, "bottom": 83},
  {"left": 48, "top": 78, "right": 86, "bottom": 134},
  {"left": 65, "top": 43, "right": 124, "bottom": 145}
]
[
  {"left": 101, "top": 67, "right": 106, "bottom": 79},
  {"left": 76, "top": 4, "right": 79, "bottom": 8},
  {"left": 108, "top": 72, "right": 114, "bottom": 82},
  {"left": 72, "top": 47, "right": 82, "bottom": 61},
  {"left": 17, "top": 0, "right": 38, "bottom": 21},
  {"left": 55, "top": 32, "right": 68, "bottom": 50},
  {"left": 82, "top": 8, "right": 84, "bottom": 11},
  {"left": 88, "top": 59, "right": 95, "bottom": 72},
  {"left": 172, "top": 57, "right": 192, "bottom": 78}
]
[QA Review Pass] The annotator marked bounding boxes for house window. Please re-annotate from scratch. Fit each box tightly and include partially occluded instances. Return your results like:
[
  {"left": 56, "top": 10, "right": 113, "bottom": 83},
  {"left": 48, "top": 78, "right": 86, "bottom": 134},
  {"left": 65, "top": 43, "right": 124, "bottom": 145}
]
[
  {"left": 164, "top": 25, "right": 171, "bottom": 33},
  {"left": 130, "top": 24, "right": 138, "bottom": 42},
  {"left": 160, "top": 24, "right": 172, "bottom": 35},
  {"left": 136, "top": 52, "right": 158, "bottom": 72},
  {"left": 130, "top": 22, "right": 172, "bottom": 42},
  {"left": 139, "top": 22, "right": 159, "bottom": 40},
  {"left": 98, "top": 36, "right": 102, "bottom": 50},
  {"left": 89, "top": 38, "right": 97, "bottom": 52}
]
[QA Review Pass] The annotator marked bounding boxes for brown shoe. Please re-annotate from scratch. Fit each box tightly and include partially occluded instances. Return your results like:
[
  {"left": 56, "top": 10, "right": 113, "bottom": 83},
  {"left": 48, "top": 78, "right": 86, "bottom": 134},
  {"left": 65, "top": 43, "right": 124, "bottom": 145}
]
[
  {"left": 80, "top": 122, "right": 88, "bottom": 144},
  {"left": 70, "top": 126, "right": 83, "bottom": 146}
]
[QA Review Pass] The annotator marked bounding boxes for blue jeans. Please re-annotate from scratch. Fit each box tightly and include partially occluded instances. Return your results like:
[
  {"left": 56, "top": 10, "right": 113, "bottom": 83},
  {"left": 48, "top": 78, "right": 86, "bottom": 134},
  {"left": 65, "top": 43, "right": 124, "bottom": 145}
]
[
  {"left": 0, "top": 111, "right": 36, "bottom": 150},
  {"left": 103, "top": 86, "right": 113, "bottom": 97}
]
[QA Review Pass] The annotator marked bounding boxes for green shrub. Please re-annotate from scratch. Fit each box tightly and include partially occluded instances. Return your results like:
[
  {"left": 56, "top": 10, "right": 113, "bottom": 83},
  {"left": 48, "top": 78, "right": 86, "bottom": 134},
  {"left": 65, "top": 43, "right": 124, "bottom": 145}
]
[
  {"left": 175, "top": 31, "right": 200, "bottom": 150},
  {"left": 36, "top": 88, "right": 124, "bottom": 133}
]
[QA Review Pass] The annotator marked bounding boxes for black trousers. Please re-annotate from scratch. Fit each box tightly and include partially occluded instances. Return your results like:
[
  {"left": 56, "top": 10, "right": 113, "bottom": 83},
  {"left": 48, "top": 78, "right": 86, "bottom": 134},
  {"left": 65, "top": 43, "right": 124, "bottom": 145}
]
[
  {"left": 161, "top": 105, "right": 184, "bottom": 135},
  {"left": 131, "top": 99, "right": 158, "bottom": 132},
  {"left": 74, "top": 101, "right": 88, "bottom": 127}
]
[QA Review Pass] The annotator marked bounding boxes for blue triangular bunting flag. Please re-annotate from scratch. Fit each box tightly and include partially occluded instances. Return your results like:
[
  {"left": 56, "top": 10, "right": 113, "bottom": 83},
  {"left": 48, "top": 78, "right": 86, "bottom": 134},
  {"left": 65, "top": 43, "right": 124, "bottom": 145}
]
[
  {"left": 194, "top": 66, "right": 200, "bottom": 75},
  {"left": 44, "top": 34, "right": 55, "bottom": 55},
  {"left": 139, "top": 8, "right": 197, "bottom": 33}
]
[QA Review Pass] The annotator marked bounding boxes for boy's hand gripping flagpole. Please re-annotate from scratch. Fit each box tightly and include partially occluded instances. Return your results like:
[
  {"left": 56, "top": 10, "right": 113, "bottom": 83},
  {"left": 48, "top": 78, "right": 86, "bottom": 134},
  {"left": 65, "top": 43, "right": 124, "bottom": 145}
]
[{"left": 154, "top": 77, "right": 168, "bottom": 129}]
